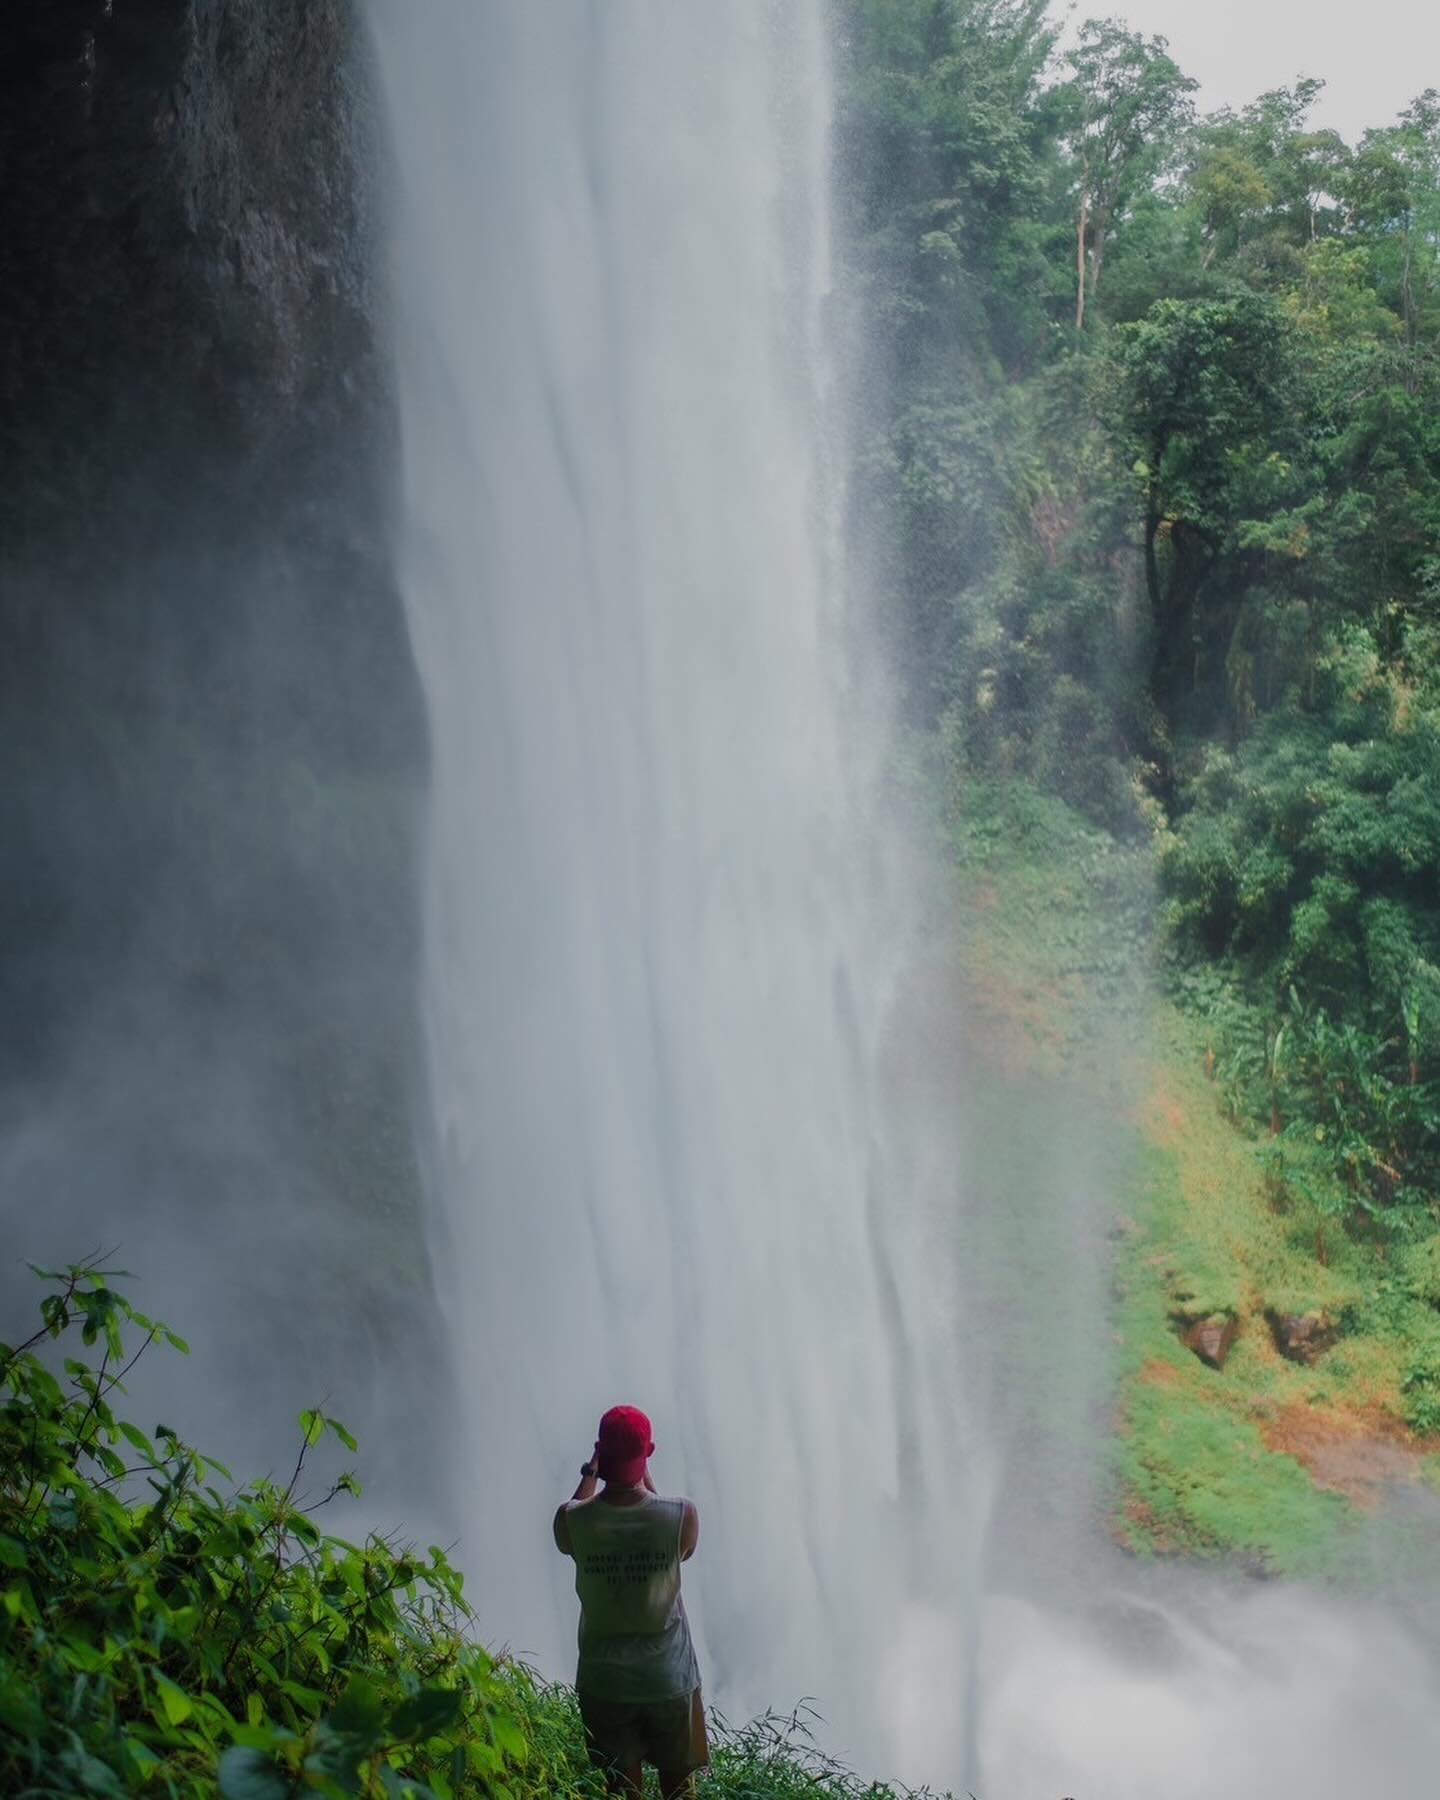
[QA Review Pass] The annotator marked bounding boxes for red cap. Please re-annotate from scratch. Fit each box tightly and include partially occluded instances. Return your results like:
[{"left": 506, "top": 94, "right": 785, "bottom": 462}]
[{"left": 596, "top": 1405, "right": 653, "bottom": 1486}]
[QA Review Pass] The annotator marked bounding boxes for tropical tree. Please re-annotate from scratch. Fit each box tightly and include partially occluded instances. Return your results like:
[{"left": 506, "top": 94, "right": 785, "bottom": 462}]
[
  {"left": 1104, "top": 290, "right": 1303, "bottom": 725},
  {"left": 1061, "top": 19, "right": 1197, "bottom": 328}
]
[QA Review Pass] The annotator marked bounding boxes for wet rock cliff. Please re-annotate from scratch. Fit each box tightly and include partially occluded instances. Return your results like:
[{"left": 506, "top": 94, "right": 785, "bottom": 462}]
[{"left": 0, "top": 3, "right": 439, "bottom": 1486}]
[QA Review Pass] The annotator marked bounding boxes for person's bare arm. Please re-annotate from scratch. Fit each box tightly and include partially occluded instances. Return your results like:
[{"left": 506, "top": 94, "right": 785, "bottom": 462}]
[
  {"left": 679, "top": 1499, "right": 699, "bottom": 1561},
  {"left": 553, "top": 1453, "right": 600, "bottom": 1555}
]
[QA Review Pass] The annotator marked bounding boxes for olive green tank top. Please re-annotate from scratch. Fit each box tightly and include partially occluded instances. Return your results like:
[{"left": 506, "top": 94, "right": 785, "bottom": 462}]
[{"left": 566, "top": 1493, "right": 700, "bottom": 1701}]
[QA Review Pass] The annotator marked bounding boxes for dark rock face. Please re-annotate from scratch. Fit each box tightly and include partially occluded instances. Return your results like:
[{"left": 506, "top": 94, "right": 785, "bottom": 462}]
[
  {"left": 1269, "top": 1311, "right": 1339, "bottom": 1366},
  {"left": 0, "top": 3, "right": 441, "bottom": 1493},
  {"left": 1179, "top": 1314, "right": 1239, "bottom": 1370}
]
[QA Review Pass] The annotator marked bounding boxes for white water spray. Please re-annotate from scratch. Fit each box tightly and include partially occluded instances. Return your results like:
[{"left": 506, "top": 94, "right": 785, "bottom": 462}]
[
  {"left": 368, "top": 1, "right": 982, "bottom": 1777},
  {"left": 370, "top": 5, "right": 1440, "bottom": 1792}
]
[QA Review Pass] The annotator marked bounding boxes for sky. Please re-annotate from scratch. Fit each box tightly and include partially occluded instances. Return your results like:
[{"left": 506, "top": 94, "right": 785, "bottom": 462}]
[{"left": 1054, "top": 0, "right": 1440, "bottom": 143}]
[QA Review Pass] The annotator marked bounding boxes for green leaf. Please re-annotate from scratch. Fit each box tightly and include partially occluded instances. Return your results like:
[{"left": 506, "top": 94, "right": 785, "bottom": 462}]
[
  {"left": 153, "top": 1671, "right": 193, "bottom": 1726},
  {"left": 0, "top": 1534, "right": 27, "bottom": 1569},
  {"left": 218, "top": 1746, "right": 290, "bottom": 1800},
  {"left": 464, "top": 1740, "right": 501, "bottom": 1775},
  {"left": 328, "top": 1673, "right": 386, "bottom": 1740},
  {"left": 230, "top": 1724, "right": 295, "bottom": 1752},
  {"left": 92, "top": 1443, "right": 126, "bottom": 1480},
  {"left": 71, "top": 1748, "right": 122, "bottom": 1795},
  {"left": 4, "top": 1579, "right": 36, "bottom": 1621},
  {"left": 326, "top": 1416, "right": 358, "bottom": 1452},
  {"left": 492, "top": 1714, "right": 528, "bottom": 1764},
  {"left": 379, "top": 1768, "right": 437, "bottom": 1800},
  {"left": 389, "top": 1686, "right": 463, "bottom": 1742},
  {"left": 0, "top": 1687, "right": 42, "bottom": 1734},
  {"left": 339, "top": 1554, "right": 367, "bottom": 1599},
  {"left": 118, "top": 1421, "right": 154, "bottom": 1458},
  {"left": 298, "top": 1409, "right": 324, "bottom": 1447},
  {"left": 278, "top": 1678, "right": 325, "bottom": 1710}
]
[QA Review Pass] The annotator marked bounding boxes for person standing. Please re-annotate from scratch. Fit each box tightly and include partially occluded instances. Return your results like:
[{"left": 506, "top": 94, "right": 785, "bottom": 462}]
[{"left": 553, "top": 1405, "right": 707, "bottom": 1798}]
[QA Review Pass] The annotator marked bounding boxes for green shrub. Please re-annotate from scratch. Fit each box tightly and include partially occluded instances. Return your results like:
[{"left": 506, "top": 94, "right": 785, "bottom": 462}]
[
  {"left": 0, "top": 1261, "right": 549, "bottom": 1800},
  {"left": 1162, "top": 683, "right": 1440, "bottom": 1055},
  {"left": 1402, "top": 1342, "right": 1440, "bottom": 1436},
  {"left": 1401, "top": 1236, "right": 1440, "bottom": 1309}
]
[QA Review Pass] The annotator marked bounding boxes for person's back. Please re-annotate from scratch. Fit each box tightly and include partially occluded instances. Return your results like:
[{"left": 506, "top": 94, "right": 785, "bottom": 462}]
[
  {"left": 567, "top": 1490, "right": 698, "bottom": 1701},
  {"left": 554, "top": 1406, "right": 706, "bottom": 1799}
]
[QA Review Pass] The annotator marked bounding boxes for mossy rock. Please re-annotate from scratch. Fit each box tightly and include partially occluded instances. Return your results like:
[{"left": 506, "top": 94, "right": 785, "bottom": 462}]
[
  {"left": 1175, "top": 1311, "right": 1241, "bottom": 1369},
  {"left": 1265, "top": 1307, "right": 1340, "bottom": 1364}
]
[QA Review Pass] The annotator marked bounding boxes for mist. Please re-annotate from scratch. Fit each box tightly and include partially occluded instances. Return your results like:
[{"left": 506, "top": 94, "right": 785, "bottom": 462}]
[
  {"left": 369, "top": 3, "right": 1440, "bottom": 1791},
  {"left": 368, "top": 0, "right": 993, "bottom": 1767}
]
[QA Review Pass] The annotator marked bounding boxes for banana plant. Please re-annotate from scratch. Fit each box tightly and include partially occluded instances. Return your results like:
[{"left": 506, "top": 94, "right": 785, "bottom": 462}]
[{"left": 1265, "top": 1020, "right": 1288, "bottom": 1136}]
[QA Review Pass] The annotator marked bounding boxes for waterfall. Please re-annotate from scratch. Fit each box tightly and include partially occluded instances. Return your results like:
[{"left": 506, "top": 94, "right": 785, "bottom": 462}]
[
  {"left": 367, "top": 1, "right": 982, "bottom": 1778},
  {"left": 369, "top": 6, "right": 1440, "bottom": 1793}
]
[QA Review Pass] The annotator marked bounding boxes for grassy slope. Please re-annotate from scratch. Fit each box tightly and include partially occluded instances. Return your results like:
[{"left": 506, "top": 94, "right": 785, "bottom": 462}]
[{"left": 946, "top": 782, "right": 1440, "bottom": 1579}]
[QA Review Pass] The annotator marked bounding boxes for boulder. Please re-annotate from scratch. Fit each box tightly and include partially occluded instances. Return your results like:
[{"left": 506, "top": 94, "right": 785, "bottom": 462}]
[
  {"left": 1180, "top": 1314, "right": 1239, "bottom": 1370},
  {"left": 1268, "top": 1311, "right": 1339, "bottom": 1365}
]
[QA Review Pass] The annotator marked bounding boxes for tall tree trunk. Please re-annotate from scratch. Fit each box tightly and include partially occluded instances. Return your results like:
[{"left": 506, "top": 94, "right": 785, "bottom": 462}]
[
  {"left": 1143, "top": 501, "right": 1163, "bottom": 622},
  {"left": 1075, "top": 173, "right": 1088, "bottom": 331},
  {"left": 1091, "top": 217, "right": 1107, "bottom": 298},
  {"left": 1401, "top": 224, "right": 1418, "bottom": 396}
]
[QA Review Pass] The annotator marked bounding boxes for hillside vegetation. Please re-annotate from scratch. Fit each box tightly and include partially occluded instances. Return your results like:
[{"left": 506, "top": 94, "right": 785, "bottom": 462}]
[
  {"left": 840, "top": 0, "right": 1440, "bottom": 1560},
  {"left": 943, "top": 786, "right": 1440, "bottom": 1573}
]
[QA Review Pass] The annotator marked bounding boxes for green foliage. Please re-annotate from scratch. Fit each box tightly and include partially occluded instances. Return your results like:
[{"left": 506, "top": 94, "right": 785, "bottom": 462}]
[
  {"left": 0, "top": 1261, "right": 552, "bottom": 1800},
  {"left": 1109, "top": 1123, "right": 1408, "bottom": 1577},
  {"left": 1401, "top": 1342, "right": 1440, "bottom": 1436},
  {"left": 1105, "top": 289, "right": 1303, "bottom": 689},
  {"left": 1159, "top": 672, "right": 1440, "bottom": 1226},
  {"left": 1400, "top": 1235, "right": 1440, "bottom": 1308},
  {"left": 840, "top": 1, "right": 1440, "bottom": 1578},
  {"left": 1059, "top": 18, "right": 1198, "bottom": 328},
  {"left": 1389, "top": 1280, "right": 1440, "bottom": 1432},
  {"left": 1161, "top": 656, "right": 1440, "bottom": 992},
  {"left": 839, "top": 3, "right": 1440, "bottom": 1021}
]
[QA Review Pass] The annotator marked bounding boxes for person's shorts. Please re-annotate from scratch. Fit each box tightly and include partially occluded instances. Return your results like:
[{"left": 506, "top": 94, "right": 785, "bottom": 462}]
[{"left": 578, "top": 1686, "right": 709, "bottom": 1775}]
